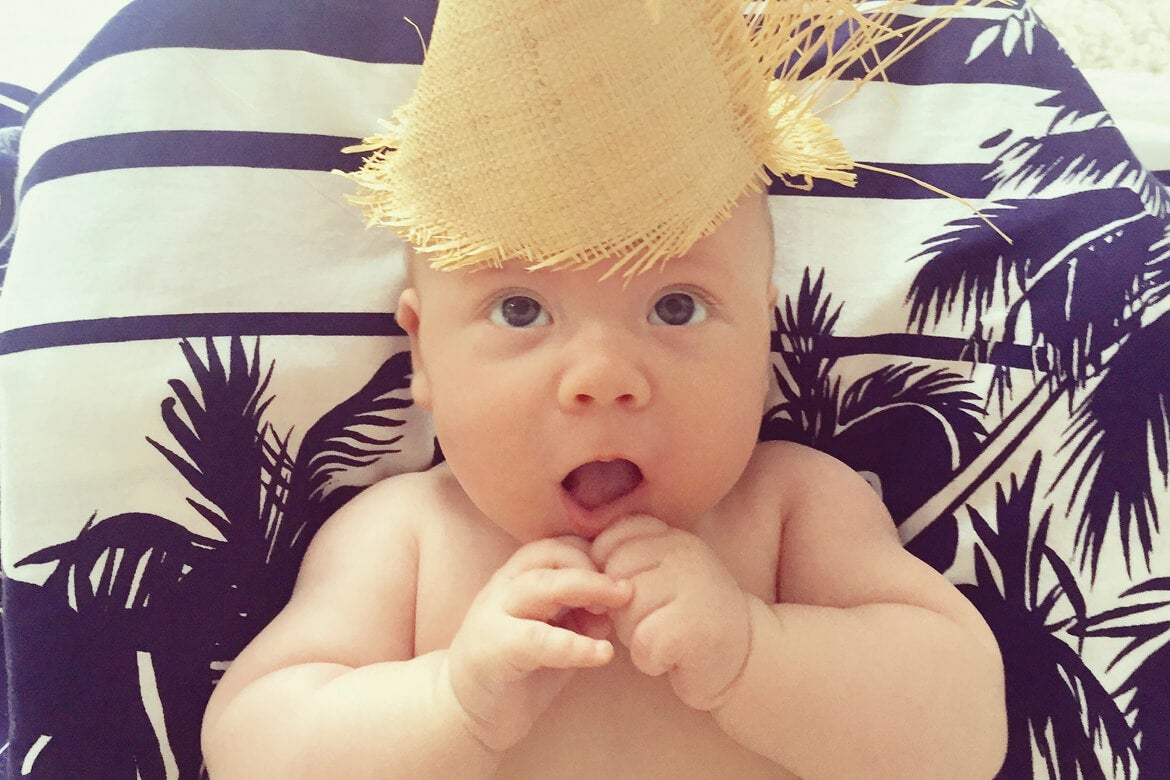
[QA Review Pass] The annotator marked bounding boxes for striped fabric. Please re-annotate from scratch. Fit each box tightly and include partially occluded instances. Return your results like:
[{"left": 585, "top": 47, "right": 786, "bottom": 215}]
[{"left": 1, "top": 1, "right": 1167, "bottom": 777}]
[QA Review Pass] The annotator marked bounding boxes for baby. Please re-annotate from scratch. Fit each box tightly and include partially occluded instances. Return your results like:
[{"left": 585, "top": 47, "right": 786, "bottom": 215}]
[{"left": 200, "top": 193, "right": 1007, "bottom": 778}]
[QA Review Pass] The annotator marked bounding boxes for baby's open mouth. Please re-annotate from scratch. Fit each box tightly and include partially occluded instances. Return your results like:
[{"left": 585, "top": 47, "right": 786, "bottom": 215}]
[{"left": 562, "top": 459, "right": 644, "bottom": 511}]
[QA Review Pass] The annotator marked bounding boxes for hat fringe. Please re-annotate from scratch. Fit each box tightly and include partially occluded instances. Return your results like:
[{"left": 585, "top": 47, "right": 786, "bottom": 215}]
[
  {"left": 748, "top": 0, "right": 1004, "bottom": 183},
  {"left": 341, "top": 0, "right": 1007, "bottom": 274},
  {"left": 748, "top": 0, "right": 1011, "bottom": 244}
]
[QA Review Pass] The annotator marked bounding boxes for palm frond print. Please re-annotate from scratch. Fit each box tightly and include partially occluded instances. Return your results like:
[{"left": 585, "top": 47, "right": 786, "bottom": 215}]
[
  {"left": 7, "top": 337, "right": 422, "bottom": 777},
  {"left": 837, "top": 363, "right": 985, "bottom": 470},
  {"left": 296, "top": 349, "right": 418, "bottom": 511},
  {"left": 764, "top": 267, "right": 988, "bottom": 537},
  {"left": 1059, "top": 311, "right": 1170, "bottom": 577},
  {"left": 966, "top": 4, "right": 1040, "bottom": 62},
  {"left": 1074, "top": 579, "right": 1170, "bottom": 775},
  {"left": 960, "top": 455, "right": 1139, "bottom": 779},
  {"left": 766, "top": 268, "right": 843, "bottom": 447},
  {"left": 903, "top": 70, "right": 1170, "bottom": 580},
  {"left": 146, "top": 338, "right": 276, "bottom": 553}
]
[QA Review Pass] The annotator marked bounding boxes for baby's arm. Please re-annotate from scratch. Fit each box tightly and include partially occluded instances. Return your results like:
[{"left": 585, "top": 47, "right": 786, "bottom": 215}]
[
  {"left": 200, "top": 477, "right": 629, "bottom": 778},
  {"left": 712, "top": 445, "right": 1007, "bottom": 779}
]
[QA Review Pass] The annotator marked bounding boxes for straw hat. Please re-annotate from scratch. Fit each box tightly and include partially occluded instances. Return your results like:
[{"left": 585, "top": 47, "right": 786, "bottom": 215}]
[{"left": 344, "top": 0, "right": 997, "bottom": 277}]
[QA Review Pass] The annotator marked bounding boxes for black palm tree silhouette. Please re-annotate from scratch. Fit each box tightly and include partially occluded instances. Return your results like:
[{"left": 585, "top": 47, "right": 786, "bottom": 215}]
[
  {"left": 13, "top": 512, "right": 215, "bottom": 777},
  {"left": 1073, "top": 578, "right": 1170, "bottom": 776},
  {"left": 12, "top": 336, "right": 419, "bottom": 776},
  {"left": 959, "top": 455, "right": 1138, "bottom": 780},
  {"left": 899, "top": 82, "right": 1170, "bottom": 580},
  {"left": 762, "top": 268, "right": 987, "bottom": 568}
]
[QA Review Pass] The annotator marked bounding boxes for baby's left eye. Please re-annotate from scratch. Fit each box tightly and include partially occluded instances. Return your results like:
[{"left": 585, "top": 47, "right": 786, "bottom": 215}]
[
  {"left": 649, "top": 292, "right": 707, "bottom": 326},
  {"left": 490, "top": 295, "right": 550, "bottom": 328}
]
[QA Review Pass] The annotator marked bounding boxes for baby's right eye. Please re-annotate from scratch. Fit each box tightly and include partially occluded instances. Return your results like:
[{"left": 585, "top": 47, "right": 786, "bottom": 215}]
[{"left": 489, "top": 295, "right": 551, "bottom": 328}]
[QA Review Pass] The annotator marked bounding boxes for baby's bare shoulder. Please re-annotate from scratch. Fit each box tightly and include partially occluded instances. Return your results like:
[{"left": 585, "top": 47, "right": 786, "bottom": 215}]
[
  {"left": 750, "top": 440, "right": 892, "bottom": 524},
  {"left": 306, "top": 466, "right": 459, "bottom": 554},
  {"left": 753, "top": 438, "right": 847, "bottom": 466},
  {"left": 742, "top": 440, "right": 862, "bottom": 497},
  {"left": 205, "top": 470, "right": 452, "bottom": 712},
  {"left": 299, "top": 464, "right": 498, "bottom": 604},
  {"left": 304, "top": 472, "right": 424, "bottom": 554},
  {"left": 281, "top": 468, "right": 472, "bottom": 622}
]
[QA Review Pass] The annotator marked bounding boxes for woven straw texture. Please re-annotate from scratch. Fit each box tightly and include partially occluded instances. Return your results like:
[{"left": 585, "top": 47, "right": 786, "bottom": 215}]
[{"left": 345, "top": 0, "right": 997, "bottom": 275}]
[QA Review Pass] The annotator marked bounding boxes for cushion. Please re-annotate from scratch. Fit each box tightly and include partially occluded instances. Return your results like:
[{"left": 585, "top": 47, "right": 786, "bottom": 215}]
[{"left": 1, "top": 1, "right": 1167, "bottom": 776}]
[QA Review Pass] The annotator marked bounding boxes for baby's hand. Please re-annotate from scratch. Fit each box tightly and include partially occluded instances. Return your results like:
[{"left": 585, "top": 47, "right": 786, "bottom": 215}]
[
  {"left": 592, "top": 515, "right": 751, "bottom": 711},
  {"left": 444, "top": 536, "right": 632, "bottom": 752}
]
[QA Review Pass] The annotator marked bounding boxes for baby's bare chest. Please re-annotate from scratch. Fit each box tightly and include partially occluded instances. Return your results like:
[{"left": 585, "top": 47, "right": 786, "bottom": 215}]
[{"left": 496, "top": 650, "right": 792, "bottom": 779}]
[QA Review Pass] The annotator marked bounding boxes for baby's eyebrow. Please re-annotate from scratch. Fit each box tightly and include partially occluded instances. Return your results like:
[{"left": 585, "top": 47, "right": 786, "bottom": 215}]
[
  {"left": 456, "top": 264, "right": 524, "bottom": 287},
  {"left": 666, "top": 249, "right": 736, "bottom": 279}
]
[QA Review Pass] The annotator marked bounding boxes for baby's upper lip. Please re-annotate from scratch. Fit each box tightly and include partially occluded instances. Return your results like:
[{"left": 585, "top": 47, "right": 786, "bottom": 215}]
[{"left": 561, "top": 457, "right": 644, "bottom": 511}]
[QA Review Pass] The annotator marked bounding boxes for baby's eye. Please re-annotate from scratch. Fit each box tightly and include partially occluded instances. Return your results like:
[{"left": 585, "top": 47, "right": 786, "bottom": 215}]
[
  {"left": 649, "top": 292, "right": 707, "bottom": 326},
  {"left": 490, "top": 295, "right": 550, "bottom": 328}
]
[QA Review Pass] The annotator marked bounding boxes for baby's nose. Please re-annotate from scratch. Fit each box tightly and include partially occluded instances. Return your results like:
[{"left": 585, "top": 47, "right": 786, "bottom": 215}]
[{"left": 557, "top": 338, "right": 651, "bottom": 411}]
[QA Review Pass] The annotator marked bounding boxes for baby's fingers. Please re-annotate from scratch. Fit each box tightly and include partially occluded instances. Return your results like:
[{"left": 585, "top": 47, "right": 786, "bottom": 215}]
[
  {"left": 511, "top": 619, "right": 615, "bottom": 671},
  {"left": 558, "top": 607, "right": 614, "bottom": 645},
  {"left": 500, "top": 535, "right": 597, "bottom": 576},
  {"left": 504, "top": 568, "right": 632, "bottom": 622}
]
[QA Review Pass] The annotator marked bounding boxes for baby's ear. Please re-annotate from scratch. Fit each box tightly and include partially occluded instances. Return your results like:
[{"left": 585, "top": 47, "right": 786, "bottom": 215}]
[{"left": 396, "top": 288, "right": 432, "bottom": 409}]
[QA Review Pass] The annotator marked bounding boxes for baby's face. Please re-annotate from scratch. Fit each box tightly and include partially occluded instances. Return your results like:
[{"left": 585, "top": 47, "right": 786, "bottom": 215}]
[{"left": 398, "top": 195, "right": 777, "bottom": 541}]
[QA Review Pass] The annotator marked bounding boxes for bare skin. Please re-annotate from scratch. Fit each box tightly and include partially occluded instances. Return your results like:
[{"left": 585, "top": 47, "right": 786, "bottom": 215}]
[{"left": 201, "top": 196, "right": 1007, "bottom": 778}]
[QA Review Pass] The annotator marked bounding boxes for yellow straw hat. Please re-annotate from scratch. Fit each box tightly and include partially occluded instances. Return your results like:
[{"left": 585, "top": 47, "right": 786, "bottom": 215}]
[{"left": 343, "top": 0, "right": 999, "bottom": 277}]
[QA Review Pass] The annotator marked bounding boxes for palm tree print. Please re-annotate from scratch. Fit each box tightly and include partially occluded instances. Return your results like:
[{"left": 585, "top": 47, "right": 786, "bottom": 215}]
[
  {"left": 762, "top": 12, "right": 1170, "bottom": 777},
  {"left": 12, "top": 513, "right": 218, "bottom": 776},
  {"left": 7, "top": 337, "right": 418, "bottom": 776},
  {"left": 960, "top": 454, "right": 1139, "bottom": 779},
  {"left": 898, "top": 10, "right": 1170, "bottom": 582},
  {"left": 1074, "top": 579, "right": 1170, "bottom": 775},
  {"left": 762, "top": 267, "right": 988, "bottom": 570}
]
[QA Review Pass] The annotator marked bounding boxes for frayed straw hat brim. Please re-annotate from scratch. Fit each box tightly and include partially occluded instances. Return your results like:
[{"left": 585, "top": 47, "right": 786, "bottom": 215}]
[{"left": 343, "top": 0, "right": 1004, "bottom": 275}]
